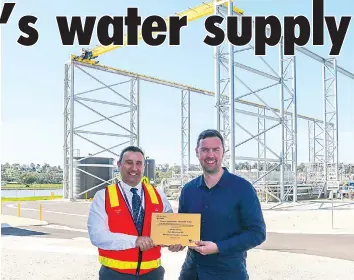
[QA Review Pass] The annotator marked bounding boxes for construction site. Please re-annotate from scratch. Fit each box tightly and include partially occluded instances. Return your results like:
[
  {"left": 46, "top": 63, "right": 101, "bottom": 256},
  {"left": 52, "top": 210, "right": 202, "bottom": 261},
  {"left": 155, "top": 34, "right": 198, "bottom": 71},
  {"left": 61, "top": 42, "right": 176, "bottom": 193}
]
[{"left": 62, "top": 0, "right": 354, "bottom": 204}]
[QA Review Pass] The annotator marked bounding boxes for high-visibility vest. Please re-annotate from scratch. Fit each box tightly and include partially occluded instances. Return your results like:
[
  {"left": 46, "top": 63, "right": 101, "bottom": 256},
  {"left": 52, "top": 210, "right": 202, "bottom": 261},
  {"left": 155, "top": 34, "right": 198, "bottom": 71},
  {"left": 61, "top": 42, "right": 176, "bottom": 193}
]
[{"left": 98, "top": 179, "right": 163, "bottom": 276}]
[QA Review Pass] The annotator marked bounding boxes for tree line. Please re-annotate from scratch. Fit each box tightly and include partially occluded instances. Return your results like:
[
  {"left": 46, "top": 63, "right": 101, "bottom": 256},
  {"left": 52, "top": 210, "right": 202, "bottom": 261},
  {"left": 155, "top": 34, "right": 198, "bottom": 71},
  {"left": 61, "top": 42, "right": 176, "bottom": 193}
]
[
  {"left": 2, "top": 161, "right": 353, "bottom": 186},
  {"left": 1, "top": 163, "right": 63, "bottom": 185}
]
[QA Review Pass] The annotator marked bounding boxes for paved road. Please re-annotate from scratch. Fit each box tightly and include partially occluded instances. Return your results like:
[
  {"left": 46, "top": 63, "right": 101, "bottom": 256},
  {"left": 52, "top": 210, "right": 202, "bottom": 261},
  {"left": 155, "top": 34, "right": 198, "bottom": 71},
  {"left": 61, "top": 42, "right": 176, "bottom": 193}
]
[
  {"left": 2, "top": 200, "right": 354, "bottom": 261},
  {"left": 2, "top": 200, "right": 90, "bottom": 229}
]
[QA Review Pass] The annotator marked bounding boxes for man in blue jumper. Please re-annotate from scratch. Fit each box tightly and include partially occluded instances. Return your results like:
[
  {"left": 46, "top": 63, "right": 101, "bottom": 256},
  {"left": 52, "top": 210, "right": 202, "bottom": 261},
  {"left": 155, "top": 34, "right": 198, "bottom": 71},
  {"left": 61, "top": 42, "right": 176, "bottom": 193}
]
[{"left": 170, "top": 129, "right": 266, "bottom": 279}]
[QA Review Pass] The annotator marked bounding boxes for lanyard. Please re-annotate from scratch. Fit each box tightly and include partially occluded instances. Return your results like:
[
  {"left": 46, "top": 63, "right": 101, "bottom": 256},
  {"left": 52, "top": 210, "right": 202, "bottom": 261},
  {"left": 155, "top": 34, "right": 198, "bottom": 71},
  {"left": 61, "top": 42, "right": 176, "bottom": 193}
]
[{"left": 118, "top": 182, "right": 144, "bottom": 223}]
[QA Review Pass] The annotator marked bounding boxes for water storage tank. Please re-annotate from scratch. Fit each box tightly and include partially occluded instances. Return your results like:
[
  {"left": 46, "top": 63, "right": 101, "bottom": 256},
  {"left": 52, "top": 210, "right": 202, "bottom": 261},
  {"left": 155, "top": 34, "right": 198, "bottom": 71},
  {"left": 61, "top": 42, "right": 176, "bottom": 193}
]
[
  {"left": 73, "top": 157, "right": 115, "bottom": 199},
  {"left": 144, "top": 159, "right": 155, "bottom": 183}
]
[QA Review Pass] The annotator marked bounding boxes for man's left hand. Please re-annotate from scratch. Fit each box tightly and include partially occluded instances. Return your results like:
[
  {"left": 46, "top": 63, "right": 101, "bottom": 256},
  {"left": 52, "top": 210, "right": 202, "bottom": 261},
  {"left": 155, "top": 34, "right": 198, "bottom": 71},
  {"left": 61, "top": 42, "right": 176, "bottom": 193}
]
[
  {"left": 168, "top": 244, "right": 185, "bottom": 252},
  {"left": 189, "top": 241, "right": 219, "bottom": 255}
]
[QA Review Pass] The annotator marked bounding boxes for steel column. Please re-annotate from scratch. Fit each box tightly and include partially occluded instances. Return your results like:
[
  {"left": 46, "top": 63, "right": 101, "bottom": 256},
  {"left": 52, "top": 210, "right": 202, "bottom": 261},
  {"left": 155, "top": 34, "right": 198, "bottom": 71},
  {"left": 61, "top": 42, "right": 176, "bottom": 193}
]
[
  {"left": 215, "top": 10, "right": 221, "bottom": 132},
  {"left": 130, "top": 78, "right": 140, "bottom": 146},
  {"left": 257, "top": 108, "right": 267, "bottom": 181},
  {"left": 323, "top": 58, "right": 339, "bottom": 197},
  {"left": 228, "top": 0, "right": 235, "bottom": 174},
  {"left": 181, "top": 89, "right": 190, "bottom": 185},
  {"left": 279, "top": 37, "right": 285, "bottom": 201},
  {"left": 63, "top": 61, "right": 71, "bottom": 199},
  {"left": 213, "top": 0, "right": 233, "bottom": 169},
  {"left": 69, "top": 59, "right": 75, "bottom": 201},
  {"left": 308, "top": 121, "right": 315, "bottom": 162},
  {"left": 278, "top": 37, "right": 298, "bottom": 202},
  {"left": 292, "top": 55, "right": 298, "bottom": 202}
]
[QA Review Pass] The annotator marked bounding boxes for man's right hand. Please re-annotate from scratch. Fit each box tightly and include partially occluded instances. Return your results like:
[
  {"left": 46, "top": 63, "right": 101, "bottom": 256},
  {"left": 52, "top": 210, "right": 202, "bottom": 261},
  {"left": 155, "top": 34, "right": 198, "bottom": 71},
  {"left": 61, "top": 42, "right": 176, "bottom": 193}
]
[{"left": 136, "top": 237, "right": 154, "bottom": 251}]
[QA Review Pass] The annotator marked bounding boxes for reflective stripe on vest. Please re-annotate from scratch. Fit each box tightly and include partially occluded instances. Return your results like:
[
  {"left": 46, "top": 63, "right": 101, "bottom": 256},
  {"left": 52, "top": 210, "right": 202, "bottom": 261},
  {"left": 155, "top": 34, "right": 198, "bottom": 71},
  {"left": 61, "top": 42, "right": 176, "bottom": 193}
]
[
  {"left": 107, "top": 177, "right": 158, "bottom": 207},
  {"left": 99, "top": 256, "right": 161, "bottom": 270},
  {"left": 107, "top": 185, "right": 119, "bottom": 207},
  {"left": 141, "top": 176, "right": 158, "bottom": 204}
]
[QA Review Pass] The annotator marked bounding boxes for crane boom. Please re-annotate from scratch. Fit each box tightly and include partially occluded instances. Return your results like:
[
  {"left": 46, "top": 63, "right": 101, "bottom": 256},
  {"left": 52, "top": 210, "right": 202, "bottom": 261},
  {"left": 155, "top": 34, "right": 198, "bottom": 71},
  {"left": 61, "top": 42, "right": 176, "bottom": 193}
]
[{"left": 71, "top": 1, "right": 244, "bottom": 64}]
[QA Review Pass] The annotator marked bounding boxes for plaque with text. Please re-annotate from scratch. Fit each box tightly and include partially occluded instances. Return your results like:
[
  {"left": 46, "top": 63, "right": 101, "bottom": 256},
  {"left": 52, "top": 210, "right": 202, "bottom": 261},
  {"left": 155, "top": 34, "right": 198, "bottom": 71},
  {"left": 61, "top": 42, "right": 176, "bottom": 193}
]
[{"left": 150, "top": 213, "right": 201, "bottom": 246}]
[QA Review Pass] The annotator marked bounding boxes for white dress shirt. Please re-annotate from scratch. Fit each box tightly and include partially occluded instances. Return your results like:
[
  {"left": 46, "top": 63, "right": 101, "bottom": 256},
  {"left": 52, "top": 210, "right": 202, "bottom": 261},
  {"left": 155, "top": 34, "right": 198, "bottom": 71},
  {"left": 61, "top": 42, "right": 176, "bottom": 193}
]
[{"left": 87, "top": 180, "right": 173, "bottom": 251}]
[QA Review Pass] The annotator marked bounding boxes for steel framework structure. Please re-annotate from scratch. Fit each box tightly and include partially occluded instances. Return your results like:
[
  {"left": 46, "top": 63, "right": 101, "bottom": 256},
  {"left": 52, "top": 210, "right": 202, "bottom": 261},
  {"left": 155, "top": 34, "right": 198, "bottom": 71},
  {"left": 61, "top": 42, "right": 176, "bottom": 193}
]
[
  {"left": 63, "top": 0, "right": 353, "bottom": 202},
  {"left": 214, "top": 1, "right": 297, "bottom": 201},
  {"left": 212, "top": 0, "right": 353, "bottom": 202}
]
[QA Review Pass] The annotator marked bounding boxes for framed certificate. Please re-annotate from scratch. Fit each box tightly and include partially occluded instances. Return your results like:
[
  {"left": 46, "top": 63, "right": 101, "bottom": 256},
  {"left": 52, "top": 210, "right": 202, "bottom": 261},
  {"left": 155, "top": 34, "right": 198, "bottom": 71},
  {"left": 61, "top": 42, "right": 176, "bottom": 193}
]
[{"left": 150, "top": 213, "right": 201, "bottom": 246}]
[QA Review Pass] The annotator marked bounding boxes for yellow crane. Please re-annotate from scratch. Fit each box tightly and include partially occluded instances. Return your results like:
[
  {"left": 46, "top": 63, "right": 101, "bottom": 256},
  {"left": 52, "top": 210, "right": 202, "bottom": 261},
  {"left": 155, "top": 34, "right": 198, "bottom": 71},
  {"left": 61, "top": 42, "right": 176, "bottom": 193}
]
[{"left": 71, "top": 1, "right": 244, "bottom": 64}]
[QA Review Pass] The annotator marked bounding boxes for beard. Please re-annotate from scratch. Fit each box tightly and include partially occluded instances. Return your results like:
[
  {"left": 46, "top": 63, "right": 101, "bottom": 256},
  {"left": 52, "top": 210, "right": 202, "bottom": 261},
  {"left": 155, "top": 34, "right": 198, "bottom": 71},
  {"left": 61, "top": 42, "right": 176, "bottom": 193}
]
[{"left": 201, "top": 162, "right": 221, "bottom": 174}]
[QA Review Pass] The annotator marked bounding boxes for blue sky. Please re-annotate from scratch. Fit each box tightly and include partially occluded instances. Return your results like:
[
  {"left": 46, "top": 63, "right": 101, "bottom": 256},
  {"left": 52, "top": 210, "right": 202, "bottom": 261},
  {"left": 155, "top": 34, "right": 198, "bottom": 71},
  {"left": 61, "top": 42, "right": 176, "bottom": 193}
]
[{"left": 1, "top": 0, "right": 353, "bottom": 167}]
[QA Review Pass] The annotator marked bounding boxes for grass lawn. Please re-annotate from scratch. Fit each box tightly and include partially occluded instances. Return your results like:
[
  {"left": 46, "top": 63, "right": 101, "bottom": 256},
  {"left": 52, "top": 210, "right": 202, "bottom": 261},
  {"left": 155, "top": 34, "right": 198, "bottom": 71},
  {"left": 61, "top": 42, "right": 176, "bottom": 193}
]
[
  {"left": 2, "top": 184, "right": 62, "bottom": 190},
  {"left": 1, "top": 196, "right": 63, "bottom": 202}
]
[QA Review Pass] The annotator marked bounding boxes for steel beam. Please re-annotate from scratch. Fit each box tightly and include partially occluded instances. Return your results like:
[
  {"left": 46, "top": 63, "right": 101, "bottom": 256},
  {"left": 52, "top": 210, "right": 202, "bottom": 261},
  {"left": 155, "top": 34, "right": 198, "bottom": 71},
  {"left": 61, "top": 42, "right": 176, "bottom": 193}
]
[
  {"left": 296, "top": 47, "right": 354, "bottom": 80},
  {"left": 74, "top": 61, "right": 328, "bottom": 124},
  {"left": 261, "top": 24, "right": 354, "bottom": 80},
  {"left": 74, "top": 61, "right": 215, "bottom": 97}
]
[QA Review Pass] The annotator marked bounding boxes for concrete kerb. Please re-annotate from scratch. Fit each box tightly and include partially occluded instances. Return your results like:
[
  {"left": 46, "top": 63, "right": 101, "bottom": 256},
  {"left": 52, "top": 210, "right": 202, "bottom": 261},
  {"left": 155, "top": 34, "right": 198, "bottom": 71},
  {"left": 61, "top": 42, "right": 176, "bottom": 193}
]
[{"left": 1, "top": 214, "right": 48, "bottom": 228}]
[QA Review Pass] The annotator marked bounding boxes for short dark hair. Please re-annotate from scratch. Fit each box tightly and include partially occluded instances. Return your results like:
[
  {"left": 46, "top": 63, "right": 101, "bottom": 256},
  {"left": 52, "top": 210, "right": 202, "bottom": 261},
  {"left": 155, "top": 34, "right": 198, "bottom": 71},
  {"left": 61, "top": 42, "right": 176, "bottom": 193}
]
[
  {"left": 118, "top": 146, "right": 145, "bottom": 163},
  {"left": 196, "top": 129, "right": 224, "bottom": 150}
]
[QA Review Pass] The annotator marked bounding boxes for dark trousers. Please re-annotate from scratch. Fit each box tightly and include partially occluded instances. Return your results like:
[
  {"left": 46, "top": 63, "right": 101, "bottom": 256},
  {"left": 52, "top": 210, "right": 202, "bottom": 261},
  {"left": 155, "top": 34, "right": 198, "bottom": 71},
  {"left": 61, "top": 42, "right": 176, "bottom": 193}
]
[
  {"left": 180, "top": 267, "right": 249, "bottom": 280},
  {"left": 178, "top": 250, "right": 249, "bottom": 280},
  {"left": 99, "top": 265, "right": 165, "bottom": 280}
]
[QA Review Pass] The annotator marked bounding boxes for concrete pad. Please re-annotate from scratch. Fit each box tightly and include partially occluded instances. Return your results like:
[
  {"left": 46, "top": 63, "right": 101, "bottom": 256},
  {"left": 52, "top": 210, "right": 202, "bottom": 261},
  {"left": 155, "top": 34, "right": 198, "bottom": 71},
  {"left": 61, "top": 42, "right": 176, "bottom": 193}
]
[
  {"left": 169, "top": 200, "right": 354, "bottom": 235},
  {"left": 263, "top": 210, "right": 354, "bottom": 234},
  {"left": 261, "top": 202, "right": 354, "bottom": 234},
  {"left": 1, "top": 214, "right": 48, "bottom": 228},
  {"left": 261, "top": 200, "right": 354, "bottom": 211}
]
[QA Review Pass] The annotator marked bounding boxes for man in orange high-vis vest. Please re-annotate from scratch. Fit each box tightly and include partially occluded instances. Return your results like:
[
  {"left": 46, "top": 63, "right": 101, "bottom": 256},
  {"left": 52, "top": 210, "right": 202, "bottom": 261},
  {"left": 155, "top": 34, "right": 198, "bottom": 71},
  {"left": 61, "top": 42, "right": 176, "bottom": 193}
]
[{"left": 88, "top": 146, "right": 173, "bottom": 279}]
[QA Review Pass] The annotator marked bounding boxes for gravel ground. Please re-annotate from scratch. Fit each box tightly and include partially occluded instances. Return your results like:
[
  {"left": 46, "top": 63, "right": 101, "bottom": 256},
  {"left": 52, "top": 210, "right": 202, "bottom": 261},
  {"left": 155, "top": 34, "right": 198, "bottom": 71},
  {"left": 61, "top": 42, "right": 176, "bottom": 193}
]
[
  {"left": 2, "top": 243, "right": 354, "bottom": 280},
  {"left": 1, "top": 248, "right": 99, "bottom": 280},
  {"left": 2, "top": 201, "right": 354, "bottom": 279}
]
